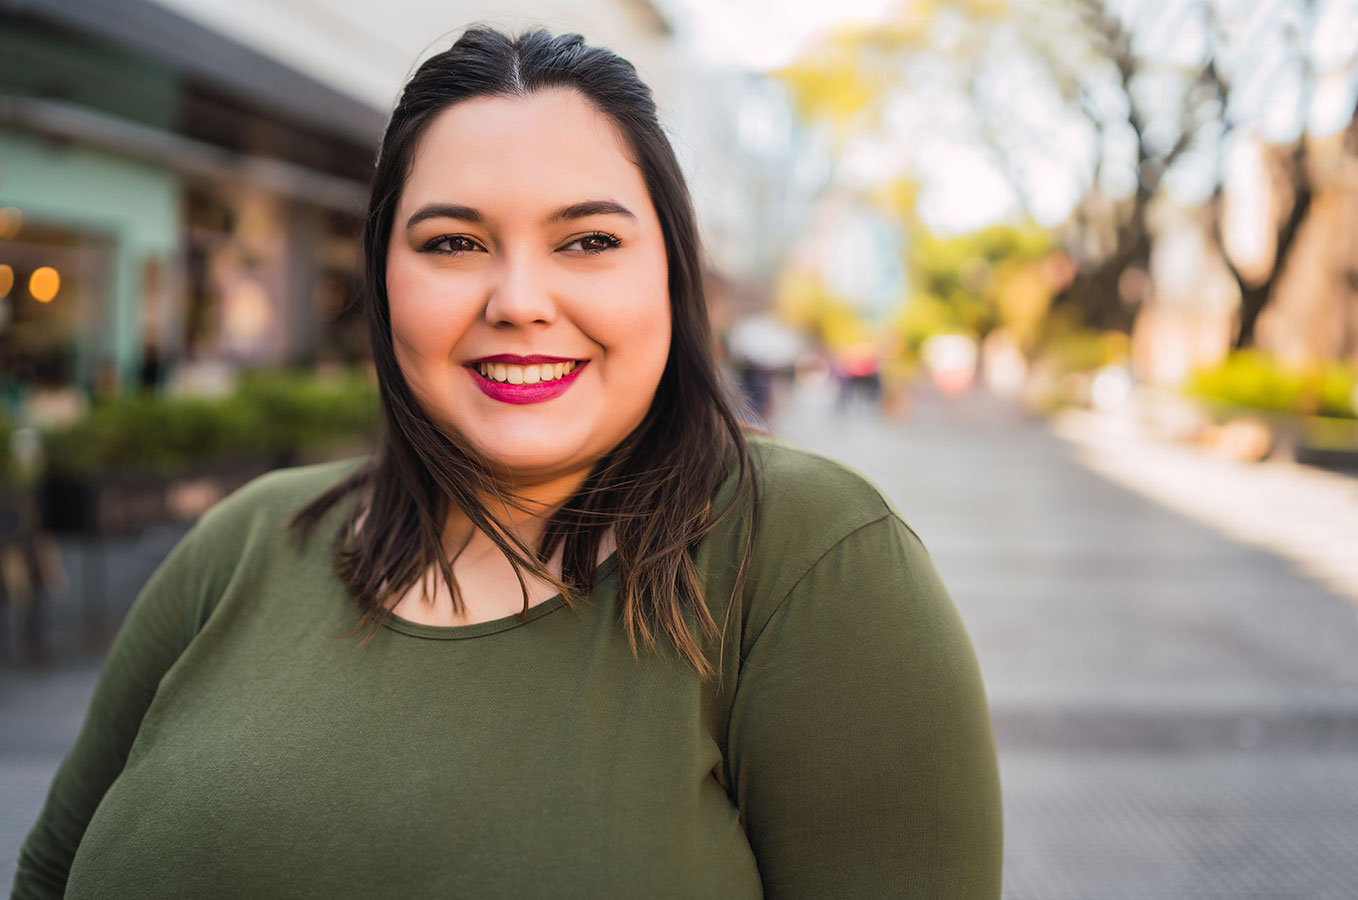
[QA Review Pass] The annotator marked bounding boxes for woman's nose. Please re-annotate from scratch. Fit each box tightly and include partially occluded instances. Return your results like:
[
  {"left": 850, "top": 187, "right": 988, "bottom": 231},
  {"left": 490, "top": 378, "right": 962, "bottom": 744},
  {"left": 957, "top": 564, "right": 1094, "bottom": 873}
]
[{"left": 483, "top": 256, "right": 557, "bottom": 327}]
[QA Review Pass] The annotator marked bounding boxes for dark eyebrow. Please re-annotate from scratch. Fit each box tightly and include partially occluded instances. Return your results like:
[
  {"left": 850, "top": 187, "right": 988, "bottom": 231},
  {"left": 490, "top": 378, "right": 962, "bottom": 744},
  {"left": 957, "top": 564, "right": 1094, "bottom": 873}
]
[
  {"left": 405, "top": 204, "right": 482, "bottom": 229},
  {"left": 405, "top": 199, "right": 635, "bottom": 230},
  {"left": 548, "top": 200, "right": 636, "bottom": 223}
]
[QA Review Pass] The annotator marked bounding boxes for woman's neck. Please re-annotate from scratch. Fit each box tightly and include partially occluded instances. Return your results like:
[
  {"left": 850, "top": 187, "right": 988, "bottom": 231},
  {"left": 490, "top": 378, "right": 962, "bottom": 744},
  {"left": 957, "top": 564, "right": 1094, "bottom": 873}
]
[
  {"left": 389, "top": 469, "right": 610, "bottom": 628},
  {"left": 443, "top": 465, "right": 592, "bottom": 558}
]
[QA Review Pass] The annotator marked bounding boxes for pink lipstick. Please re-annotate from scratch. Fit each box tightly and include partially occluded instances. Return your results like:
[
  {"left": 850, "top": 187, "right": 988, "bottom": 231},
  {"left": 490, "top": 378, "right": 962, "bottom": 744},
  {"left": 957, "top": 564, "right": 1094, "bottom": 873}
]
[
  {"left": 468, "top": 355, "right": 588, "bottom": 405},
  {"left": 475, "top": 354, "right": 578, "bottom": 365}
]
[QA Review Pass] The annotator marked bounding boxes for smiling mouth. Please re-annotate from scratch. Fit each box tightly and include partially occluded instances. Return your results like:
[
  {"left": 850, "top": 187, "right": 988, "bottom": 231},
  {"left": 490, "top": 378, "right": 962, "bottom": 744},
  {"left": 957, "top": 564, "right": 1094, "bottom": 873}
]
[{"left": 474, "top": 360, "right": 581, "bottom": 385}]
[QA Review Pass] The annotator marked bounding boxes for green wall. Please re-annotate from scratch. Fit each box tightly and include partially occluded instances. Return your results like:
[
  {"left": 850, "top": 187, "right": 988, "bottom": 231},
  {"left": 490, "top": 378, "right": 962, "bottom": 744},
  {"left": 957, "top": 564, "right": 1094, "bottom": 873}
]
[{"left": 0, "top": 127, "right": 181, "bottom": 386}]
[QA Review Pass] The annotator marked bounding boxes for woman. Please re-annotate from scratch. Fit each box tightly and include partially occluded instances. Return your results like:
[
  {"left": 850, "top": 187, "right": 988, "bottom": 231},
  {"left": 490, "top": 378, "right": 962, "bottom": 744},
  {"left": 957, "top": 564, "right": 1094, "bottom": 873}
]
[{"left": 14, "top": 28, "right": 1002, "bottom": 900}]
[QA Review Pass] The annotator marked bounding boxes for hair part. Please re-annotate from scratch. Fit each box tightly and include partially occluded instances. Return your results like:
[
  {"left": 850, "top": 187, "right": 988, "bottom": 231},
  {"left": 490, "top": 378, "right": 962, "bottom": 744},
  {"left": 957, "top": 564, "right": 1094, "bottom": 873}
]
[{"left": 291, "top": 27, "right": 758, "bottom": 676}]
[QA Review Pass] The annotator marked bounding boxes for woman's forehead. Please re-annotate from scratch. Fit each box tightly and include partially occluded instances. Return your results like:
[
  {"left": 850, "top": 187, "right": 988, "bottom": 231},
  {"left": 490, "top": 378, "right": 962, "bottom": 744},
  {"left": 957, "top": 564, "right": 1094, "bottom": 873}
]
[{"left": 399, "top": 89, "right": 646, "bottom": 218}]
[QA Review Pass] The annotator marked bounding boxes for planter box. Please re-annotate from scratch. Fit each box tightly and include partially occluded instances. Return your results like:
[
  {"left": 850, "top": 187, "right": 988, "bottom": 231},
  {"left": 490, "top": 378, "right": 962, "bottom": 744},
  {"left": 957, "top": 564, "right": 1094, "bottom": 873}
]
[
  {"left": 0, "top": 485, "right": 38, "bottom": 544},
  {"left": 1181, "top": 399, "right": 1285, "bottom": 462},
  {"left": 42, "top": 471, "right": 169, "bottom": 536},
  {"left": 165, "top": 458, "right": 278, "bottom": 520},
  {"left": 1295, "top": 416, "right": 1358, "bottom": 471},
  {"left": 41, "top": 456, "right": 284, "bottom": 537},
  {"left": 1183, "top": 397, "right": 1358, "bottom": 467}
]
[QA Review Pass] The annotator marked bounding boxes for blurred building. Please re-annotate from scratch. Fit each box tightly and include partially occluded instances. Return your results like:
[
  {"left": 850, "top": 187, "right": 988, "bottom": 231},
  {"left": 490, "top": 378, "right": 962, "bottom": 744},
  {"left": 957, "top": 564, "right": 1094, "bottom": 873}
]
[
  {"left": 2, "top": 0, "right": 811, "bottom": 408},
  {"left": 675, "top": 70, "right": 832, "bottom": 326},
  {"left": 0, "top": 0, "right": 382, "bottom": 396}
]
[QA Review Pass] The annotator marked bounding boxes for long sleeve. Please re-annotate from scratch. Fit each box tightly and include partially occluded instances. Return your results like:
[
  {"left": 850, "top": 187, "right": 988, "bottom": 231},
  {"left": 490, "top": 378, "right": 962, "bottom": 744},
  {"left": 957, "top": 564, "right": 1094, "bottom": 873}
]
[
  {"left": 727, "top": 513, "right": 1002, "bottom": 899},
  {"left": 11, "top": 513, "right": 238, "bottom": 899}
]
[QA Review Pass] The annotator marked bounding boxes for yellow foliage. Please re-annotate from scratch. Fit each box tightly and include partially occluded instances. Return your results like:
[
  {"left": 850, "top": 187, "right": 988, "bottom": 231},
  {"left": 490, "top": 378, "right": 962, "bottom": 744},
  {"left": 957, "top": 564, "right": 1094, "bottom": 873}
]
[
  {"left": 966, "top": 0, "right": 1011, "bottom": 17},
  {"left": 1099, "top": 330, "right": 1130, "bottom": 363},
  {"left": 774, "top": 267, "right": 827, "bottom": 330},
  {"left": 776, "top": 42, "right": 876, "bottom": 137},
  {"left": 894, "top": 292, "right": 967, "bottom": 358},
  {"left": 774, "top": 267, "right": 876, "bottom": 350},
  {"left": 1033, "top": 312, "right": 1128, "bottom": 374},
  {"left": 776, "top": 0, "right": 1018, "bottom": 129},
  {"left": 823, "top": 308, "right": 873, "bottom": 349},
  {"left": 868, "top": 179, "right": 923, "bottom": 228},
  {"left": 992, "top": 261, "right": 1053, "bottom": 349}
]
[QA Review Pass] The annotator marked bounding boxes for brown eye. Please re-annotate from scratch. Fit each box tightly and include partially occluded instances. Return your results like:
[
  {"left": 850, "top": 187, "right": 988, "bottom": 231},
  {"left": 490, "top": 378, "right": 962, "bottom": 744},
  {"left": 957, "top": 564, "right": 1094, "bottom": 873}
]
[
  {"left": 425, "top": 235, "right": 484, "bottom": 254},
  {"left": 564, "top": 232, "right": 622, "bottom": 254}
]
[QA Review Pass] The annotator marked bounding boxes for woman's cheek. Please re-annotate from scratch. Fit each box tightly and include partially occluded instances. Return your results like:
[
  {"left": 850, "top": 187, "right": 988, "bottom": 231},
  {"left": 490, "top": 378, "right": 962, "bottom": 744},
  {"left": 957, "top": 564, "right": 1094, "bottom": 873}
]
[
  {"left": 389, "top": 271, "right": 476, "bottom": 363},
  {"left": 595, "top": 261, "right": 669, "bottom": 340}
]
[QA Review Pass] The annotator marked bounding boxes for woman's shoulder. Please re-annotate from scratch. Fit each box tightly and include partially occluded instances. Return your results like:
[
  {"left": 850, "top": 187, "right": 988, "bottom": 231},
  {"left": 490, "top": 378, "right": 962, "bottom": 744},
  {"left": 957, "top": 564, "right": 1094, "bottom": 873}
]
[
  {"left": 711, "top": 434, "right": 939, "bottom": 663},
  {"left": 146, "top": 457, "right": 368, "bottom": 598},
  {"left": 193, "top": 456, "right": 367, "bottom": 540},
  {"left": 713, "top": 434, "right": 916, "bottom": 613},
  {"left": 745, "top": 433, "right": 900, "bottom": 540}
]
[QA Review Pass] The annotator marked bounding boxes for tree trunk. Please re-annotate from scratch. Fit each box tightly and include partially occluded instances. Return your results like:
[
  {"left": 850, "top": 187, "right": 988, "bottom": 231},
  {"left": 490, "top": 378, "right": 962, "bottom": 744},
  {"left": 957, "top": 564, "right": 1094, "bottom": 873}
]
[
  {"left": 1233, "top": 282, "right": 1272, "bottom": 350},
  {"left": 1229, "top": 161, "right": 1313, "bottom": 349},
  {"left": 1052, "top": 232, "right": 1149, "bottom": 335}
]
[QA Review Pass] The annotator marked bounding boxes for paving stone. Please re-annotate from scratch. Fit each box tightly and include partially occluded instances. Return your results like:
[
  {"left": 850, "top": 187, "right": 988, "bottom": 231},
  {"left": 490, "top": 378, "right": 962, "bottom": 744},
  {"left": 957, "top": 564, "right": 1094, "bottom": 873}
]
[{"left": 1000, "top": 754, "right": 1358, "bottom": 900}]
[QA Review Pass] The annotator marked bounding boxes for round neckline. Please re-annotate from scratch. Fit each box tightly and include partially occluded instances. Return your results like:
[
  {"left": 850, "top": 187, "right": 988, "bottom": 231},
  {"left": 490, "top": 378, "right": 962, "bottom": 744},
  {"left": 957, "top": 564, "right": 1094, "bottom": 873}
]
[{"left": 379, "top": 551, "right": 619, "bottom": 641}]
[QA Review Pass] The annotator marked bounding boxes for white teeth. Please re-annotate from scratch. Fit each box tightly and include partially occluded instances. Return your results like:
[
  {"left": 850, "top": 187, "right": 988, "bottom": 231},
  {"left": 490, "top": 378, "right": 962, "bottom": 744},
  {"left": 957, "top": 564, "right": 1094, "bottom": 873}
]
[{"left": 478, "top": 360, "right": 579, "bottom": 384}]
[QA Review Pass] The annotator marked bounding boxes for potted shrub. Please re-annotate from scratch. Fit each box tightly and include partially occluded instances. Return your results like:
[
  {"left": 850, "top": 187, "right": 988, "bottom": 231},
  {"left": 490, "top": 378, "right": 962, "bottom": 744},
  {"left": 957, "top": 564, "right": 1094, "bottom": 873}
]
[
  {"left": 40, "top": 370, "right": 379, "bottom": 536},
  {"left": 1185, "top": 352, "right": 1358, "bottom": 465},
  {"left": 0, "top": 412, "right": 39, "bottom": 543}
]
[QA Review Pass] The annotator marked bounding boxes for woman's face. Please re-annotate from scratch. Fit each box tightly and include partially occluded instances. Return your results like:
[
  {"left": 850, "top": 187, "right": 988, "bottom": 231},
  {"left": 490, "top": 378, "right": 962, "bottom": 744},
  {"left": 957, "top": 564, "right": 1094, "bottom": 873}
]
[{"left": 386, "top": 89, "right": 671, "bottom": 494}]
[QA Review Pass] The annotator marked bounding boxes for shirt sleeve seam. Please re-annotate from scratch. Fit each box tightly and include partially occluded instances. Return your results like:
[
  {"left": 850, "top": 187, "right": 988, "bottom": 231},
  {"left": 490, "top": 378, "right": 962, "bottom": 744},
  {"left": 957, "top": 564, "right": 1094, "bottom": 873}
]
[
  {"left": 887, "top": 510, "right": 930, "bottom": 554},
  {"left": 739, "top": 509, "right": 896, "bottom": 662}
]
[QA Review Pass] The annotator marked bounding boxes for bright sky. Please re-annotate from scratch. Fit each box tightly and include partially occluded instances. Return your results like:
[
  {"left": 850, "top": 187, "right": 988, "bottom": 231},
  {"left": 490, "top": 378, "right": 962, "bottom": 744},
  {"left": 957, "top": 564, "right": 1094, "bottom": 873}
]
[
  {"left": 676, "top": 0, "right": 1358, "bottom": 236},
  {"left": 672, "top": 0, "right": 1034, "bottom": 232},
  {"left": 673, "top": 0, "right": 899, "bottom": 70},
  {"left": 671, "top": 0, "right": 1089, "bottom": 232}
]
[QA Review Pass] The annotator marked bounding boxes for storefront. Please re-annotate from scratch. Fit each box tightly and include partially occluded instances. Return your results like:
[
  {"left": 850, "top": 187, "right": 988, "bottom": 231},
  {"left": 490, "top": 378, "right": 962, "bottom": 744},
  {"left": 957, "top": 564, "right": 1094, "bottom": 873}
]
[
  {"left": 0, "top": 129, "right": 178, "bottom": 393},
  {"left": 0, "top": 1, "right": 374, "bottom": 405}
]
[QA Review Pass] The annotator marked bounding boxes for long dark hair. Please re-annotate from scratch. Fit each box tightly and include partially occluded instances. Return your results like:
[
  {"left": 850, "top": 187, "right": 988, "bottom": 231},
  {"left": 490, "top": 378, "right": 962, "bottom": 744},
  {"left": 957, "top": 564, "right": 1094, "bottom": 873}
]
[{"left": 292, "top": 27, "right": 757, "bottom": 675}]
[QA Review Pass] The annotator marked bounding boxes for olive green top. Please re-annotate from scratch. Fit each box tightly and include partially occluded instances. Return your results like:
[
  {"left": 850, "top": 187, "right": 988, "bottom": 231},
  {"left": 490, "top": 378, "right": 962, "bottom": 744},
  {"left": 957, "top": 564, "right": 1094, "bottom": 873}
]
[{"left": 13, "top": 437, "right": 1002, "bottom": 899}]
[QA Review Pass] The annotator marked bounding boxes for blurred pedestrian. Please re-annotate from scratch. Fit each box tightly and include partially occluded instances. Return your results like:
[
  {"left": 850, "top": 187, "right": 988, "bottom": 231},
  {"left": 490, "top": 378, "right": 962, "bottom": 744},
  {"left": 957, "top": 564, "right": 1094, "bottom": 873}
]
[
  {"left": 835, "top": 341, "right": 884, "bottom": 409},
  {"left": 14, "top": 28, "right": 1000, "bottom": 900}
]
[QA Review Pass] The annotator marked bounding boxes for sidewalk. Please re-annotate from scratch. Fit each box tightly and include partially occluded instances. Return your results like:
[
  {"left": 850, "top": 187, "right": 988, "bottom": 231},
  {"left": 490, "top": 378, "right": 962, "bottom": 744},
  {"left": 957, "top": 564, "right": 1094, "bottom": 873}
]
[
  {"left": 773, "top": 384, "right": 1358, "bottom": 900},
  {"left": 1050, "top": 403, "right": 1358, "bottom": 605}
]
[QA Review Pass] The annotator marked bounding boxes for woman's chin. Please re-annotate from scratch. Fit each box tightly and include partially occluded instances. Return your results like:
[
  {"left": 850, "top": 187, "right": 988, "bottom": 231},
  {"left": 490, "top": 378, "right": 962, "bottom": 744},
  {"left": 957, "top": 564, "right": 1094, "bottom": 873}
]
[{"left": 477, "top": 448, "right": 598, "bottom": 494}]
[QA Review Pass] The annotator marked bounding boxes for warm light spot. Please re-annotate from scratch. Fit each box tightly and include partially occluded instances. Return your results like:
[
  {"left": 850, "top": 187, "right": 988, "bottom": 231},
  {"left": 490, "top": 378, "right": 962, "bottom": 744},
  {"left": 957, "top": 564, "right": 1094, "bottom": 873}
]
[
  {"left": 0, "top": 264, "right": 13, "bottom": 298},
  {"left": 0, "top": 207, "right": 21, "bottom": 239},
  {"left": 222, "top": 279, "right": 274, "bottom": 344},
  {"left": 29, "top": 266, "right": 60, "bottom": 303}
]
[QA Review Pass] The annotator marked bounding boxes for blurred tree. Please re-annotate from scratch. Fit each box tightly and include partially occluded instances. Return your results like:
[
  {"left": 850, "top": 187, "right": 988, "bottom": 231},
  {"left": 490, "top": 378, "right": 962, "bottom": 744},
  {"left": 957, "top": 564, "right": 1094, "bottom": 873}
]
[
  {"left": 903, "top": 223, "right": 1056, "bottom": 346},
  {"left": 854, "top": 179, "right": 1064, "bottom": 359},
  {"left": 1205, "top": 47, "right": 1358, "bottom": 349},
  {"left": 778, "top": 0, "right": 1358, "bottom": 349},
  {"left": 1047, "top": 0, "right": 1357, "bottom": 350},
  {"left": 1042, "top": 0, "right": 1217, "bottom": 334},
  {"left": 1213, "top": 130, "right": 1312, "bottom": 351},
  {"left": 1189, "top": 0, "right": 1354, "bottom": 349},
  {"left": 774, "top": 267, "right": 875, "bottom": 350}
]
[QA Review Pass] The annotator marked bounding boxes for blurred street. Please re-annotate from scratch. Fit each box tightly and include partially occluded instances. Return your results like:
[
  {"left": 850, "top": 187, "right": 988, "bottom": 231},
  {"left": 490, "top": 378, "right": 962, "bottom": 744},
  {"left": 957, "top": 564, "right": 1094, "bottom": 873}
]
[
  {"left": 4, "top": 385, "right": 1358, "bottom": 898},
  {"left": 771, "top": 384, "right": 1358, "bottom": 900}
]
